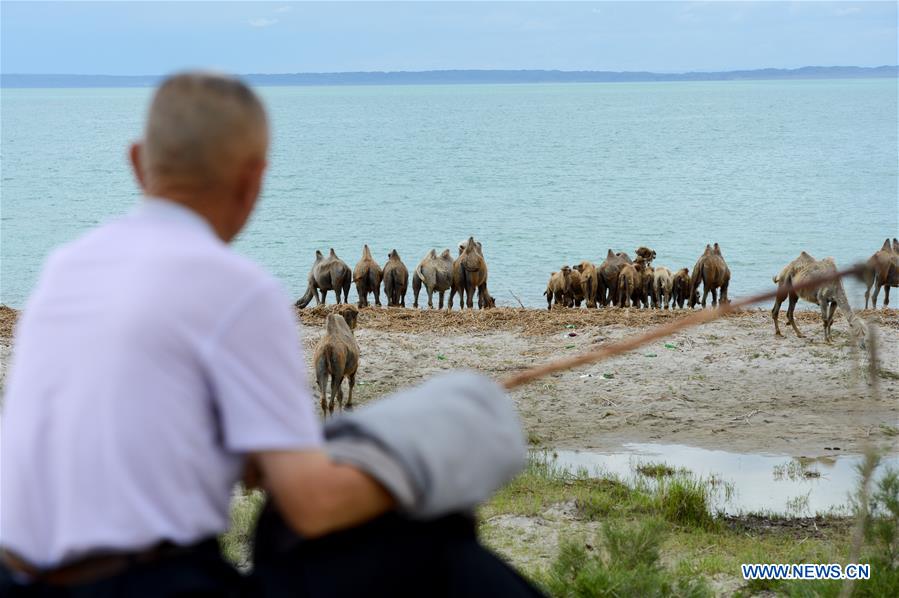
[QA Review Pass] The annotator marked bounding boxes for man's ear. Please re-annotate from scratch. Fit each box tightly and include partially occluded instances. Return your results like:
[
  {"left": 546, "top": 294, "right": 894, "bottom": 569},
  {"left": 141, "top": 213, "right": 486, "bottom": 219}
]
[
  {"left": 237, "top": 158, "right": 267, "bottom": 210},
  {"left": 129, "top": 142, "right": 147, "bottom": 191}
]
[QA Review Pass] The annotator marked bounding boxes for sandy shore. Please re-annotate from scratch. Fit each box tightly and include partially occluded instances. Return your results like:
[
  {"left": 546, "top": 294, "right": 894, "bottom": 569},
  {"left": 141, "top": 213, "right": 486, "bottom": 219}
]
[
  {"left": 296, "top": 305, "right": 899, "bottom": 458},
  {"left": 2, "top": 304, "right": 897, "bottom": 458}
]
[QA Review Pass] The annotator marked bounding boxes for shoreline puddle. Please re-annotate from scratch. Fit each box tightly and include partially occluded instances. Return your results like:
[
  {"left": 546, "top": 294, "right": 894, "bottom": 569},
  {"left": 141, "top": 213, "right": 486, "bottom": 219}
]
[{"left": 548, "top": 443, "right": 899, "bottom": 517}]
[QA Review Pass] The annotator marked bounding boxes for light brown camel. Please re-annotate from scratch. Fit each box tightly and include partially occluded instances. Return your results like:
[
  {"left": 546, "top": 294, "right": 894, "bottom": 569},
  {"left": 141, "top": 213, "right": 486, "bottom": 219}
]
[
  {"left": 352, "top": 244, "right": 382, "bottom": 308},
  {"left": 617, "top": 262, "right": 644, "bottom": 308},
  {"left": 689, "top": 243, "right": 731, "bottom": 308},
  {"left": 449, "top": 237, "right": 490, "bottom": 310},
  {"left": 637, "top": 261, "right": 654, "bottom": 309},
  {"left": 652, "top": 266, "right": 673, "bottom": 309},
  {"left": 864, "top": 238, "right": 899, "bottom": 309},
  {"left": 312, "top": 308, "right": 360, "bottom": 416},
  {"left": 382, "top": 250, "right": 409, "bottom": 307},
  {"left": 568, "top": 269, "right": 586, "bottom": 307},
  {"left": 573, "top": 261, "right": 599, "bottom": 308},
  {"left": 598, "top": 250, "right": 632, "bottom": 306},
  {"left": 544, "top": 267, "right": 572, "bottom": 310},
  {"left": 671, "top": 268, "right": 693, "bottom": 309},
  {"left": 771, "top": 255, "right": 868, "bottom": 346},
  {"left": 296, "top": 248, "right": 352, "bottom": 308},
  {"left": 412, "top": 248, "right": 454, "bottom": 309}
]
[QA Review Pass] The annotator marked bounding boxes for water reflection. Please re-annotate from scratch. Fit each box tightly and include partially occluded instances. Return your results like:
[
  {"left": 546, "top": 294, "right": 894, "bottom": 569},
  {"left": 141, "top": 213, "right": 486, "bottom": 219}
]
[{"left": 549, "top": 443, "right": 898, "bottom": 517}]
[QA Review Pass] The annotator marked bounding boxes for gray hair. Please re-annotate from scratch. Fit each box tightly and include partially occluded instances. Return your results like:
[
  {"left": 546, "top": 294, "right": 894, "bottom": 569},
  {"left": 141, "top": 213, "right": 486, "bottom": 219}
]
[{"left": 142, "top": 71, "right": 268, "bottom": 186}]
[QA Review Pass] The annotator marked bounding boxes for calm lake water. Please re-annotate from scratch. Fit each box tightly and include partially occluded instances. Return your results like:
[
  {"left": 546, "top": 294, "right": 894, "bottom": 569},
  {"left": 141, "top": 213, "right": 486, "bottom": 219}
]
[{"left": 2, "top": 80, "right": 896, "bottom": 308}]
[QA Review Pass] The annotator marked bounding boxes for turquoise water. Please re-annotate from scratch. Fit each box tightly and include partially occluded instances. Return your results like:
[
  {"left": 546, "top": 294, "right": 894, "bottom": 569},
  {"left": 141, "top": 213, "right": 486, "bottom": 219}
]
[{"left": 2, "top": 80, "right": 896, "bottom": 308}]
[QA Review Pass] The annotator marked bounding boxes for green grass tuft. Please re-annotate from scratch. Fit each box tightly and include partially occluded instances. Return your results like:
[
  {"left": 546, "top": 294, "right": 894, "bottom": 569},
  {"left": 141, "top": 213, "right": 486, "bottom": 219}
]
[{"left": 539, "top": 520, "right": 712, "bottom": 597}]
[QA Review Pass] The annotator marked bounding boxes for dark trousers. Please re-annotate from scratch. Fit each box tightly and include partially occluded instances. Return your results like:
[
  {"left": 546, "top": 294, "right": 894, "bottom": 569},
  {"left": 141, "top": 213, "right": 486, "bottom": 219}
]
[
  {"left": 1, "top": 507, "right": 544, "bottom": 597},
  {"left": 250, "top": 504, "right": 544, "bottom": 598}
]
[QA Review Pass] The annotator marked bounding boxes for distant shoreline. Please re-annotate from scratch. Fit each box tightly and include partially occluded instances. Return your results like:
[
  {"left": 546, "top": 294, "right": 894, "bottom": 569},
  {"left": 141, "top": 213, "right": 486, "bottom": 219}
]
[{"left": 2, "top": 65, "right": 896, "bottom": 89}]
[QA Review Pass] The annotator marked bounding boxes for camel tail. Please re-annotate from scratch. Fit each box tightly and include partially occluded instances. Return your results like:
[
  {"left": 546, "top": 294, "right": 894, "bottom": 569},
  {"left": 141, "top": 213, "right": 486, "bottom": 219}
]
[
  {"left": 415, "top": 264, "right": 425, "bottom": 284},
  {"left": 295, "top": 284, "right": 316, "bottom": 309},
  {"left": 619, "top": 277, "right": 629, "bottom": 305}
]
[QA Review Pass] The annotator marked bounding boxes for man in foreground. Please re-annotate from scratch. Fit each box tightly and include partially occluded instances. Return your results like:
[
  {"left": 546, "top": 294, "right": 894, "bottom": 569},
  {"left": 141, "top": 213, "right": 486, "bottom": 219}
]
[{"left": 0, "top": 72, "right": 539, "bottom": 596}]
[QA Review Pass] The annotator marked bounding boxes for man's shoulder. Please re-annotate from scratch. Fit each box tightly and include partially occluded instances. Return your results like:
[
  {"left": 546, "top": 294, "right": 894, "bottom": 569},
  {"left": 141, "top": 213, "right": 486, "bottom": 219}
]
[{"left": 45, "top": 215, "right": 286, "bottom": 301}]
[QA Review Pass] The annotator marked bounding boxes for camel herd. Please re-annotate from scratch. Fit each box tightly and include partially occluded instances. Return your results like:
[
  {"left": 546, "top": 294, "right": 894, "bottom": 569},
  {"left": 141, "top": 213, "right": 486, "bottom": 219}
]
[
  {"left": 306, "top": 237, "right": 898, "bottom": 415},
  {"left": 544, "top": 243, "right": 731, "bottom": 311},
  {"left": 296, "top": 237, "right": 495, "bottom": 312}
]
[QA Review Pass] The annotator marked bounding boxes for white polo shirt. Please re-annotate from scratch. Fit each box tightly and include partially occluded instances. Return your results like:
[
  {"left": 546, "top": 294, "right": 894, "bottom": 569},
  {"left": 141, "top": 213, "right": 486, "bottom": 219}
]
[{"left": 0, "top": 198, "right": 322, "bottom": 567}]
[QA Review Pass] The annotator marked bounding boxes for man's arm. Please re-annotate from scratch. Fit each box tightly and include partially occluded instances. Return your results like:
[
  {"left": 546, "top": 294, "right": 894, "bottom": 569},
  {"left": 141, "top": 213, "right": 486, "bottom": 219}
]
[{"left": 253, "top": 450, "right": 395, "bottom": 538}]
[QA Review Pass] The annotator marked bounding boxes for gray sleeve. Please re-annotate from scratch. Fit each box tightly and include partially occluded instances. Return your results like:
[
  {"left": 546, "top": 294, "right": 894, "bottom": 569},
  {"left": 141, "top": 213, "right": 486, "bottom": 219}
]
[{"left": 324, "top": 371, "right": 526, "bottom": 519}]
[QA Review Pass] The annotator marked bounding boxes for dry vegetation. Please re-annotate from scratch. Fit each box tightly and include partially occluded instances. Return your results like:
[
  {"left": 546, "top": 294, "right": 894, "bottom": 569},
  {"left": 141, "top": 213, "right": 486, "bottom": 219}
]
[{"left": 296, "top": 304, "right": 899, "bottom": 337}]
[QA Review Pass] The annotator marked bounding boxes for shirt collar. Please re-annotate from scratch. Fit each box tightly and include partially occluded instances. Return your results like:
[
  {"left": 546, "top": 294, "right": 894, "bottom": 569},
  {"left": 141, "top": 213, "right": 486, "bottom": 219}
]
[{"left": 135, "top": 197, "right": 219, "bottom": 240}]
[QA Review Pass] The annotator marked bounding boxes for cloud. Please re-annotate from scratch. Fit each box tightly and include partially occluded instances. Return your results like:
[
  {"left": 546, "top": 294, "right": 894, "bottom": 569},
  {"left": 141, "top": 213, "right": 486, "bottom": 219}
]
[
  {"left": 248, "top": 17, "right": 278, "bottom": 28},
  {"left": 834, "top": 7, "right": 862, "bottom": 17},
  {"left": 274, "top": 6, "right": 292, "bottom": 14}
]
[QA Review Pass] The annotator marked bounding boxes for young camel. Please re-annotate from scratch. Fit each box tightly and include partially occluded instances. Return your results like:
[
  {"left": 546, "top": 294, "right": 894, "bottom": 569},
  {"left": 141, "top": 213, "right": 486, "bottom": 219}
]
[
  {"left": 573, "top": 261, "right": 599, "bottom": 308},
  {"left": 864, "top": 238, "right": 899, "bottom": 309},
  {"left": 652, "top": 267, "right": 674, "bottom": 309},
  {"left": 544, "top": 267, "right": 572, "bottom": 310},
  {"left": 312, "top": 306, "right": 360, "bottom": 416},
  {"left": 771, "top": 254, "right": 867, "bottom": 346}
]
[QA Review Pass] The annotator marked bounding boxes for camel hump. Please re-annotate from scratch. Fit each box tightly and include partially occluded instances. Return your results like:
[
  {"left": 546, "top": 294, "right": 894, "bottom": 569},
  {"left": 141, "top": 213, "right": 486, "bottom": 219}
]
[
  {"left": 882, "top": 238, "right": 893, "bottom": 251},
  {"left": 362, "top": 244, "right": 372, "bottom": 259},
  {"left": 325, "top": 313, "right": 350, "bottom": 335},
  {"left": 329, "top": 248, "right": 337, "bottom": 256},
  {"left": 315, "top": 249, "right": 324, "bottom": 260},
  {"left": 388, "top": 249, "right": 400, "bottom": 260},
  {"left": 440, "top": 248, "right": 452, "bottom": 259},
  {"left": 893, "top": 238, "right": 899, "bottom": 252},
  {"left": 428, "top": 248, "right": 437, "bottom": 259},
  {"left": 713, "top": 243, "right": 722, "bottom": 255},
  {"left": 606, "top": 249, "right": 615, "bottom": 259}
]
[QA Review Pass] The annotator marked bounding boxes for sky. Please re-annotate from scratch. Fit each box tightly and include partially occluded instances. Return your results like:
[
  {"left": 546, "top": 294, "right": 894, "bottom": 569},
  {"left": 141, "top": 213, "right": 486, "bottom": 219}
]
[{"left": 1, "top": 1, "right": 896, "bottom": 75}]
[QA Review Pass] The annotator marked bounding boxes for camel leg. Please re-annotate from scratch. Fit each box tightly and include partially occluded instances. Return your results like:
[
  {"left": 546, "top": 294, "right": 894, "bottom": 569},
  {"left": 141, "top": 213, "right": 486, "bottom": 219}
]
[
  {"left": 448, "top": 288, "right": 456, "bottom": 310},
  {"left": 345, "top": 373, "right": 355, "bottom": 411},
  {"left": 412, "top": 277, "right": 421, "bottom": 309},
  {"left": 819, "top": 302, "right": 831, "bottom": 343},
  {"left": 826, "top": 301, "right": 839, "bottom": 342},
  {"left": 701, "top": 286, "right": 709, "bottom": 308},
  {"left": 328, "top": 376, "right": 340, "bottom": 415},
  {"left": 318, "top": 378, "right": 329, "bottom": 417},
  {"left": 466, "top": 286, "right": 475, "bottom": 309},
  {"left": 884, "top": 285, "right": 891, "bottom": 308},
  {"left": 872, "top": 280, "right": 881, "bottom": 309},
  {"left": 438, "top": 290, "right": 445, "bottom": 310},
  {"left": 864, "top": 284, "right": 871, "bottom": 310},
  {"left": 711, "top": 287, "right": 718, "bottom": 307},
  {"left": 772, "top": 291, "right": 785, "bottom": 336},
  {"left": 787, "top": 294, "right": 804, "bottom": 338},
  {"left": 721, "top": 281, "right": 730, "bottom": 305},
  {"left": 336, "top": 381, "right": 345, "bottom": 412},
  {"left": 427, "top": 288, "right": 434, "bottom": 309},
  {"left": 320, "top": 289, "right": 328, "bottom": 306}
]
